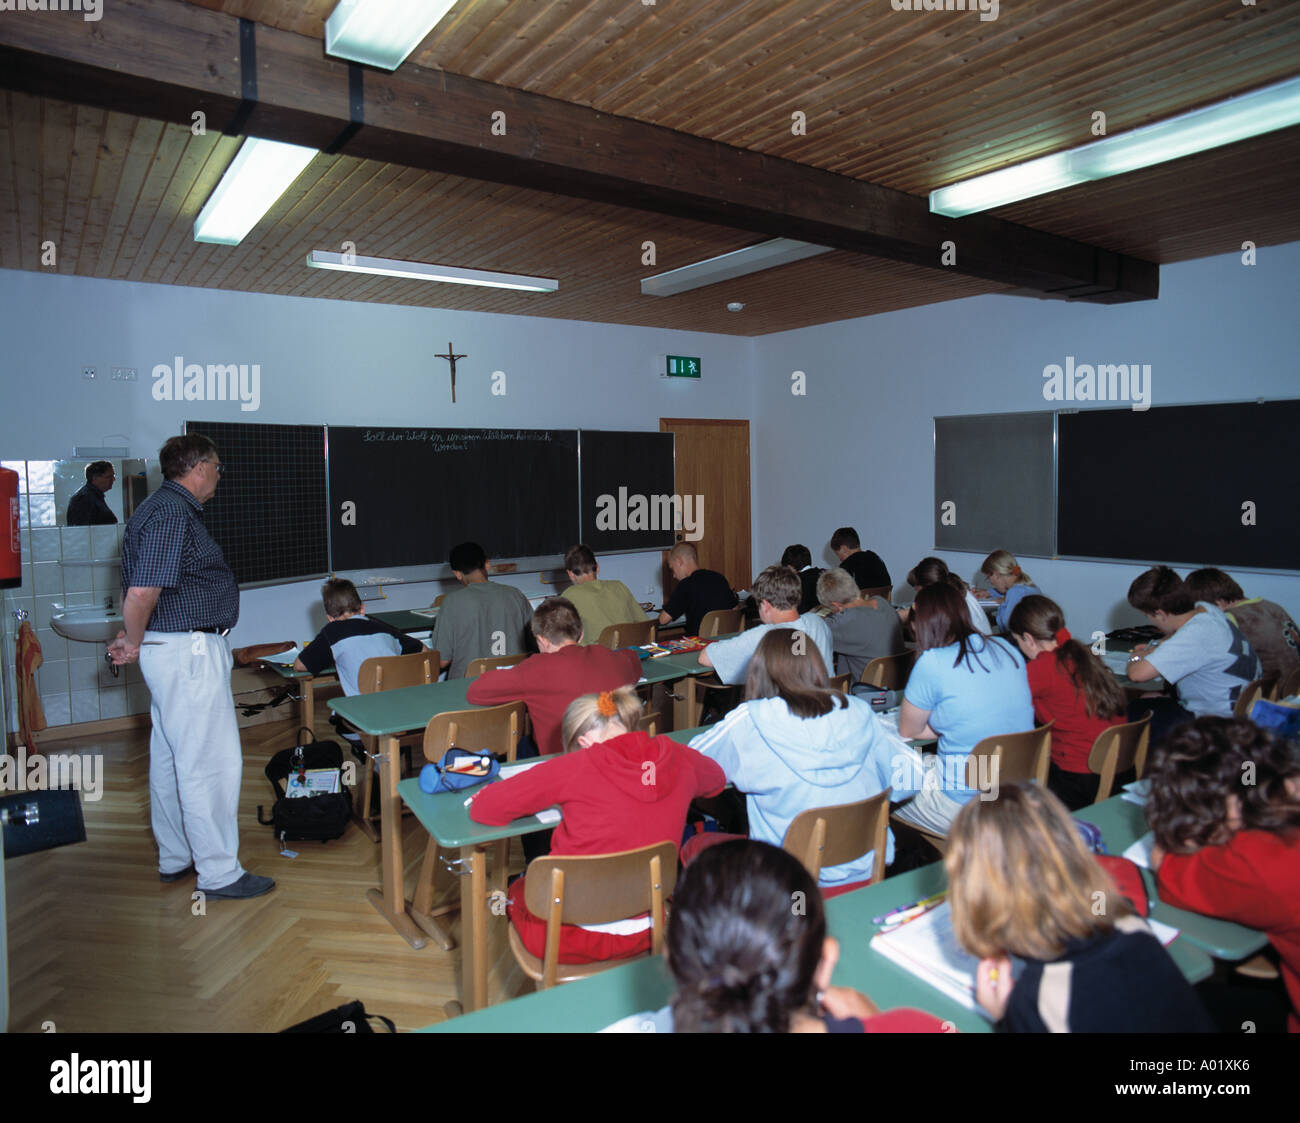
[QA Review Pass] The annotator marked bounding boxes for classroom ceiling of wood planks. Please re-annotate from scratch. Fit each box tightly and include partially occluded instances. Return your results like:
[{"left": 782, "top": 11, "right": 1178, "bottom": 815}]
[{"left": 0, "top": 0, "right": 1297, "bottom": 336}]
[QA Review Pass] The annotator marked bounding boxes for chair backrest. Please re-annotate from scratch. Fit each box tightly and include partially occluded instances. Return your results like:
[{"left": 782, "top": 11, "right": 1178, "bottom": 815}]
[
  {"left": 1279, "top": 664, "right": 1300, "bottom": 701},
  {"left": 860, "top": 585, "right": 892, "bottom": 601},
  {"left": 966, "top": 721, "right": 1053, "bottom": 791},
  {"left": 1086, "top": 712, "right": 1152, "bottom": 803},
  {"left": 524, "top": 841, "right": 677, "bottom": 988},
  {"left": 698, "top": 607, "right": 744, "bottom": 638},
  {"left": 782, "top": 790, "right": 892, "bottom": 886},
  {"left": 433, "top": 594, "right": 446, "bottom": 608},
  {"left": 465, "top": 653, "right": 528, "bottom": 679},
  {"left": 357, "top": 650, "right": 440, "bottom": 694},
  {"left": 423, "top": 701, "right": 527, "bottom": 764},
  {"left": 859, "top": 650, "right": 914, "bottom": 690},
  {"left": 828, "top": 672, "right": 851, "bottom": 695},
  {"left": 597, "top": 618, "right": 656, "bottom": 648},
  {"left": 1234, "top": 677, "right": 1270, "bottom": 720},
  {"left": 635, "top": 710, "right": 661, "bottom": 737}
]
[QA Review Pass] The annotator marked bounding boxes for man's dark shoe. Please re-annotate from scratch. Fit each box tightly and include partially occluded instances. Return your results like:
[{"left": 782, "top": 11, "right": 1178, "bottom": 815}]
[
  {"left": 159, "top": 864, "right": 195, "bottom": 883},
  {"left": 202, "top": 872, "right": 275, "bottom": 899}
]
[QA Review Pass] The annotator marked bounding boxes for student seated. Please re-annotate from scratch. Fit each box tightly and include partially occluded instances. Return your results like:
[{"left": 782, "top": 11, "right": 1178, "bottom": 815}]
[
  {"left": 1124, "top": 566, "right": 1259, "bottom": 742},
  {"left": 686, "top": 630, "right": 919, "bottom": 890},
  {"left": 1008, "top": 595, "right": 1129, "bottom": 811},
  {"left": 893, "top": 583, "right": 1032, "bottom": 835},
  {"left": 903, "top": 556, "right": 990, "bottom": 637},
  {"left": 978, "top": 548, "right": 1041, "bottom": 633},
  {"left": 815, "top": 567, "right": 905, "bottom": 683},
  {"left": 780, "top": 543, "right": 824, "bottom": 614},
  {"left": 1185, "top": 567, "right": 1299, "bottom": 688},
  {"left": 1146, "top": 718, "right": 1300, "bottom": 1034},
  {"left": 829, "top": 526, "right": 891, "bottom": 591},
  {"left": 430, "top": 541, "right": 533, "bottom": 678},
  {"left": 465, "top": 597, "right": 641, "bottom": 756},
  {"left": 657, "top": 542, "right": 736, "bottom": 635},
  {"left": 609, "top": 840, "right": 947, "bottom": 1032},
  {"left": 946, "top": 783, "right": 1213, "bottom": 1032},
  {"left": 560, "top": 543, "right": 646, "bottom": 645},
  {"left": 295, "top": 578, "right": 423, "bottom": 696},
  {"left": 469, "top": 687, "right": 725, "bottom": 964},
  {"left": 699, "top": 565, "right": 833, "bottom": 684}
]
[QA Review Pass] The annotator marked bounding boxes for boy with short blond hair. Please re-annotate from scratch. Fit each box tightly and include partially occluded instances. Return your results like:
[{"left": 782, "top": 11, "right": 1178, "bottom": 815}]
[{"left": 295, "top": 577, "right": 422, "bottom": 696}]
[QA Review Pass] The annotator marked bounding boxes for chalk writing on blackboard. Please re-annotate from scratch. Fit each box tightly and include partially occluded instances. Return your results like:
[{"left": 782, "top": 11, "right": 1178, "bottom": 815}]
[{"left": 359, "top": 428, "right": 554, "bottom": 448}]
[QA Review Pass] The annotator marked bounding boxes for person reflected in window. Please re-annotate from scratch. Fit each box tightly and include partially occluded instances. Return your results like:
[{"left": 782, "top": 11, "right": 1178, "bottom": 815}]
[{"left": 66, "top": 461, "right": 117, "bottom": 525}]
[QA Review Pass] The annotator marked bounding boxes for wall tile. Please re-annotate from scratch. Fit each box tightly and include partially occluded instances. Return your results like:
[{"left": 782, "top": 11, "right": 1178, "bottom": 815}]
[
  {"left": 33, "top": 562, "right": 63, "bottom": 597},
  {"left": 62, "top": 565, "right": 93, "bottom": 594},
  {"left": 91, "top": 525, "right": 118, "bottom": 558},
  {"left": 68, "top": 657, "right": 101, "bottom": 692},
  {"left": 35, "top": 627, "right": 66, "bottom": 661},
  {"left": 31, "top": 527, "right": 60, "bottom": 563},
  {"left": 29, "top": 495, "right": 55, "bottom": 528},
  {"left": 42, "top": 692, "right": 71, "bottom": 726},
  {"left": 98, "top": 688, "right": 127, "bottom": 719},
  {"left": 61, "top": 527, "right": 90, "bottom": 560},
  {"left": 34, "top": 594, "right": 61, "bottom": 629},
  {"left": 70, "top": 690, "right": 101, "bottom": 723},
  {"left": 36, "top": 660, "right": 69, "bottom": 694},
  {"left": 126, "top": 683, "right": 152, "bottom": 716}
]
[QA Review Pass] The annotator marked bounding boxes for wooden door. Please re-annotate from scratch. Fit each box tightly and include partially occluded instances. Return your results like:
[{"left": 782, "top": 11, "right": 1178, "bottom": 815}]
[{"left": 659, "top": 418, "right": 752, "bottom": 594}]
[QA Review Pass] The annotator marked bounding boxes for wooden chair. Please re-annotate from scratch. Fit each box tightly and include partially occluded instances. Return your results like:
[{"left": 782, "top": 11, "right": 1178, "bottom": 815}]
[
  {"left": 1278, "top": 665, "right": 1300, "bottom": 700},
  {"left": 782, "top": 790, "right": 892, "bottom": 887},
  {"left": 635, "top": 709, "right": 662, "bottom": 737},
  {"left": 698, "top": 607, "right": 744, "bottom": 638},
  {"left": 352, "top": 650, "right": 441, "bottom": 841},
  {"left": 597, "top": 619, "right": 656, "bottom": 649},
  {"left": 860, "top": 585, "right": 893, "bottom": 601},
  {"left": 433, "top": 594, "right": 446, "bottom": 608},
  {"left": 828, "top": 672, "right": 851, "bottom": 695},
  {"left": 859, "top": 650, "right": 915, "bottom": 690},
  {"left": 507, "top": 842, "right": 677, "bottom": 989},
  {"left": 1234, "top": 677, "right": 1270, "bottom": 721},
  {"left": 1086, "top": 712, "right": 1152, "bottom": 803},
  {"left": 465, "top": 653, "right": 528, "bottom": 678},
  {"left": 411, "top": 701, "right": 530, "bottom": 933},
  {"left": 896, "top": 722, "right": 1053, "bottom": 857}
]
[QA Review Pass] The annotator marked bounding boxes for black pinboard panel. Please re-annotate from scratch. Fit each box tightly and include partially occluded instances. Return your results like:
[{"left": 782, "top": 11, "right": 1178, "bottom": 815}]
[
  {"left": 579, "top": 430, "right": 677, "bottom": 551},
  {"left": 328, "top": 427, "right": 580, "bottom": 570},
  {"left": 185, "top": 421, "right": 329, "bottom": 584},
  {"left": 1057, "top": 400, "right": 1300, "bottom": 570}
]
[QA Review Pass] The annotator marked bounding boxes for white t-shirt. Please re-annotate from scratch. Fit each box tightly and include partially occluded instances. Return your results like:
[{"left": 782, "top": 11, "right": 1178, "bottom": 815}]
[
  {"left": 964, "top": 589, "right": 993, "bottom": 636},
  {"left": 1147, "top": 604, "right": 1259, "bottom": 718},
  {"left": 707, "top": 613, "right": 834, "bottom": 684}
]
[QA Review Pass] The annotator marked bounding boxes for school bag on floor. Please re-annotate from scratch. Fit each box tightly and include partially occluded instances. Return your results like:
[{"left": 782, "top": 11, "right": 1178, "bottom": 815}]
[{"left": 257, "top": 727, "right": 352, "bottom": 843}]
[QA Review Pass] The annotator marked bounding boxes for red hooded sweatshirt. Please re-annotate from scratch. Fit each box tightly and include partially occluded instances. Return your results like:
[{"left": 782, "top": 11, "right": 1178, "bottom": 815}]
[{"left": 469, "top": 729, "right": 725, "bottom": 856}]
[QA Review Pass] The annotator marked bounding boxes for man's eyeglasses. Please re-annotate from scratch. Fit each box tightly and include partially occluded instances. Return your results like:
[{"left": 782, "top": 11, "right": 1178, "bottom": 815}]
[{"left": 203, "top": 459, "right": 226, "bottom": 475}]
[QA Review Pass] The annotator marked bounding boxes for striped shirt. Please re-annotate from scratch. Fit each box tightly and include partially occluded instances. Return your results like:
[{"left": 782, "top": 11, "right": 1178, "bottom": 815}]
[{"left": 121, "top": 480, "right": 239, "bottom": 632}]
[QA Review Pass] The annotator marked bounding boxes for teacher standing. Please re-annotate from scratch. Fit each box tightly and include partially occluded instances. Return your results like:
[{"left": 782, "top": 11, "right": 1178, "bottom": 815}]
[{"left": 108, "top": 434, "right": 274, "bottom": 900}]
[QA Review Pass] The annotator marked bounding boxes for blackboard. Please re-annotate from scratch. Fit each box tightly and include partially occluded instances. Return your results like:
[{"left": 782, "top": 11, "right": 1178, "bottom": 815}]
[
  {"left": 328, "top": 427, "right": 580, "bottom": 570},
  {"left": 933, "top": 413, "right": 1055, "bottom": 558},
  {"left": 185, "top": 421, "right": 329, "bottom": 585},
  {"left": 579, "top": 430, "right": 677, "bottom": 551},
  {"left": 1058, "top": 401, "right": 1299, "bottom": 570}
]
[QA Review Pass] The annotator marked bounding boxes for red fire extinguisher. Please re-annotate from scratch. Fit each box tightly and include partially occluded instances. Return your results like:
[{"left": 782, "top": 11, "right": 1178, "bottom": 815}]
[{"left": 1, "top": 465, "right": 20, "bottom": 588}]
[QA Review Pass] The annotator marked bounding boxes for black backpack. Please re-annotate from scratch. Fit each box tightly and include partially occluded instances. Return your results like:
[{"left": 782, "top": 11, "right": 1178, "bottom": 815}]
[{"left": 257, "top": 728, "right": 352, "bottom": 843}]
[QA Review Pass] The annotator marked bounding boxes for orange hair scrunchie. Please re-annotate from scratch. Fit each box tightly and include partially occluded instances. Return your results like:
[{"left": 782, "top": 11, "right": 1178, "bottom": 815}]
[{"left": 596, "top": 691, "right": 618, "bottom": 717}]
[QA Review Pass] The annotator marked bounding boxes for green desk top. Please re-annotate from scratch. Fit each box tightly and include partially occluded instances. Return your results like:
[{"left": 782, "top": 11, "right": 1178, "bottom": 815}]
[
  {"left": 1080, "top": 794, "right": 1268, "bottom": 961},
  {"left": 420, "top": 853, "right": 1213, "bottom": 1033},
  {"left": 329, "top": 678, "right": 475, "bottom": 736},
  {"left": 371, "top": 608, "right": 439, "bottom": 633}
]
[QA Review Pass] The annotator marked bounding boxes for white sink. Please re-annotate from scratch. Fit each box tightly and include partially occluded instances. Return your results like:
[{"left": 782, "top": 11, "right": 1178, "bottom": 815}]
[{"left": 50, "top": 608, "right": 124, "bottom": 643}]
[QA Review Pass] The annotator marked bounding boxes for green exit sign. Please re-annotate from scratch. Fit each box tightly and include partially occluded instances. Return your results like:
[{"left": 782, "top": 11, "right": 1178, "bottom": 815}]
[{"left": 666, "top": 355, "right": 701, "bottom": 378}]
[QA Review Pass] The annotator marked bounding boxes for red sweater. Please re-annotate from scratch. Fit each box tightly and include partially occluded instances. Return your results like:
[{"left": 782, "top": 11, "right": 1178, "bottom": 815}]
[
  {"left": 1026, "top": 651, "right": 1123, "bottom": 773},
  {"left": 1158, "top": 829, "right": 1300, "bottom": 1033},
  {"left": 465, "top": 643, "right": 641, "bottom": 756},
  {"left": 469, "top": 729, "right": 726, "bottom": 857}
]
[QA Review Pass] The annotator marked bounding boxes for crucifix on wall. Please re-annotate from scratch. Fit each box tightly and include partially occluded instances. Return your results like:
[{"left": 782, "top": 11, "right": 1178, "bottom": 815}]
[{"left": 435, "top": 341, "right": 468, "bottom": 403}]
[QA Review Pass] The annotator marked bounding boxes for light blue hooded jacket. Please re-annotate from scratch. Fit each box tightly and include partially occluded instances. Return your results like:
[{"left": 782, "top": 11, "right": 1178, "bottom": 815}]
[{"left": 689, "top": 695, "right": 921, "bottom": 885}]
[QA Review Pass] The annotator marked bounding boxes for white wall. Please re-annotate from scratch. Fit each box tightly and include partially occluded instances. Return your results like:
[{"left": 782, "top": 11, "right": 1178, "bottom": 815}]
[
  {"left": 0, "top": 270, "right": 757, "bottom": 647},
  {"left": 753, "top": 242, "right": 1300, "bottom": 633}
]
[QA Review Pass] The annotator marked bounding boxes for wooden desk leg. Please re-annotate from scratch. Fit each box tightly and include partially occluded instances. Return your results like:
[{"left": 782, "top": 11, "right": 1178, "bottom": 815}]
[
  {"left": 364, "top": 732, "right": 427, "bottom": 950},
  {"left": 301, "top": 676, "right": 316, "bottom": 733},
  {"left": 672, "top": 676, "right": 698, "bottom": 731},
  {"left": 459, "top": 844, "right": 490, "bottom": 1013},
  {"left": 410, "top": 834, "right": 457, "bottom": 951}
]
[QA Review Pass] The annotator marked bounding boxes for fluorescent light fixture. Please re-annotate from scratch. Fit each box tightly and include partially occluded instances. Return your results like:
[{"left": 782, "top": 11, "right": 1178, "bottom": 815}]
[
  {"left": 640, "top": 238, "right": 832, "bottom": 297},
  {"left": 305, "top": 251, "right": 559, "bottom": 292},
  {"left": 325, "top": 0, "right": 458, "bottom": 70},
  {"left": 193, "top": 138, "right": 317, "bottom": 245},
  {"left": 931, "top": 76, "right": 1300, "bottom": 218}
]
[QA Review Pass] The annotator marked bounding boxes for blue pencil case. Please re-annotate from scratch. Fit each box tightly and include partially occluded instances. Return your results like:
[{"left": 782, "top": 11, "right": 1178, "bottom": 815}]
[{"left": 419, "top": 747, "right": 500, "bottom": 793}]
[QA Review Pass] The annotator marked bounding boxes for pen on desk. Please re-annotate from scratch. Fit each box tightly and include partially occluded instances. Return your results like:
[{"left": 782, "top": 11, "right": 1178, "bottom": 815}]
[{"left": 873, "top": 891, "right": 945, "bottom": 927}]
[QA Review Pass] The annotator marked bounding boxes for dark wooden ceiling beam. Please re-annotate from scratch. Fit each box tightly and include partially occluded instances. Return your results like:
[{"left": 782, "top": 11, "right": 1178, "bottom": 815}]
[{"left": 0, "top": 0, "right": 1157, "bottom": 302}]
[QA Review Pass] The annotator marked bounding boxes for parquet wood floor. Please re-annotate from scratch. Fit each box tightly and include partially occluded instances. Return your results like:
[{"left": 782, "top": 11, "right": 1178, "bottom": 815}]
[{"left": 6, "top": 713, "right": 533, "bottom": 1032}]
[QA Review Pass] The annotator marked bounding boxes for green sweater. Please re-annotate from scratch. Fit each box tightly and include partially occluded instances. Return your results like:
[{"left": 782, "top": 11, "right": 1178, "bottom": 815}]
[{"left": 563, "top": 579, "right": 646, "bottom": 645}]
